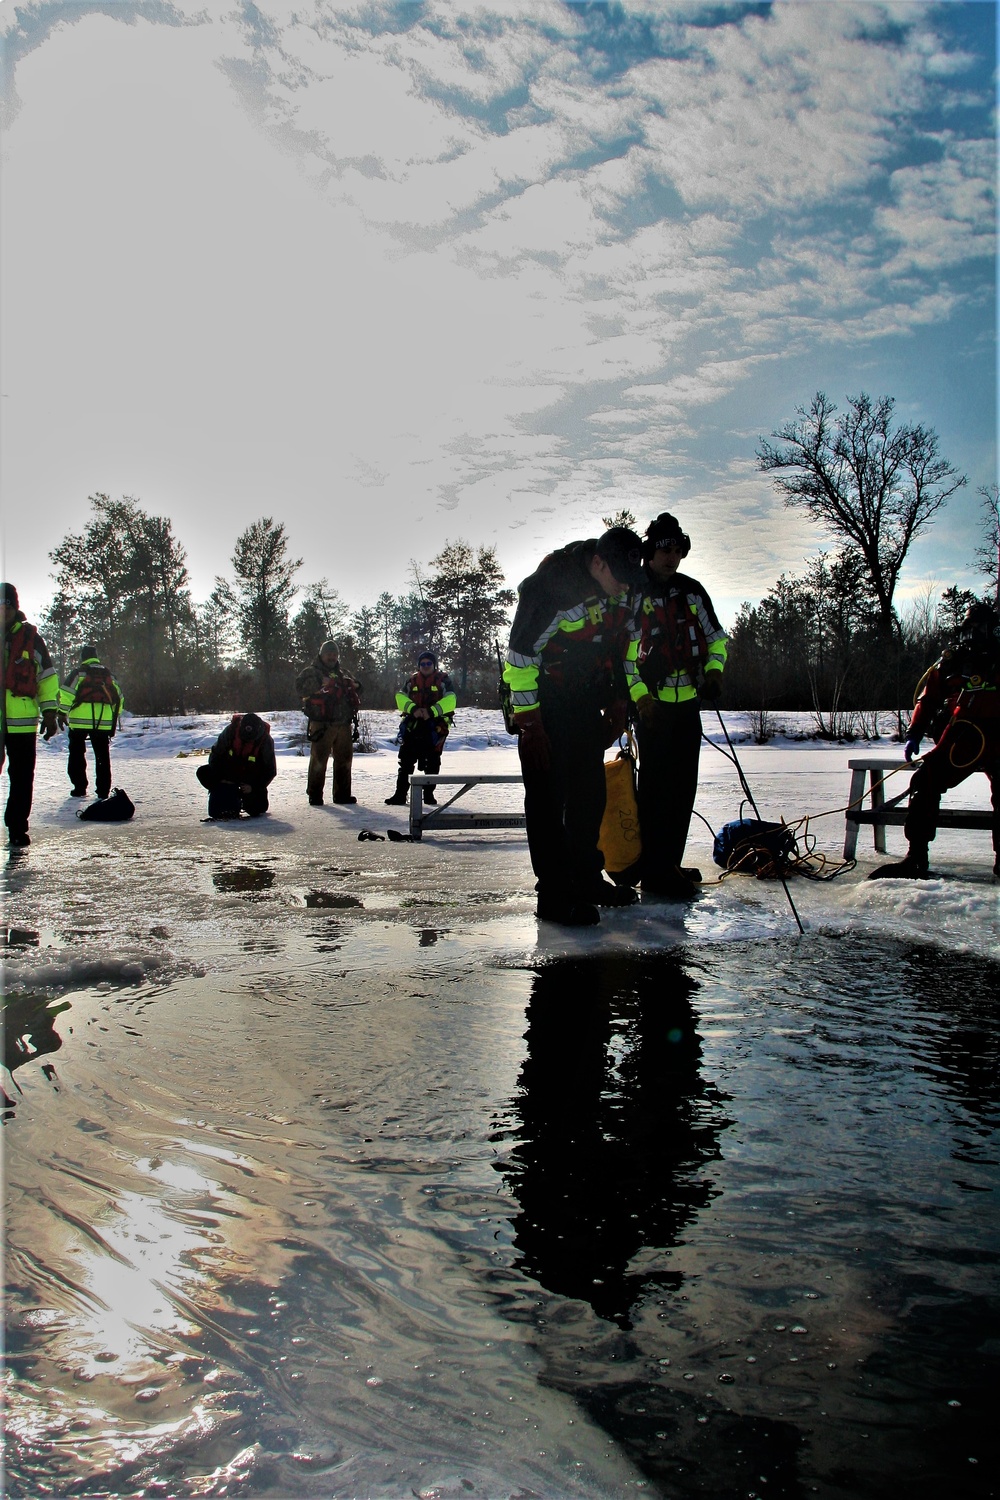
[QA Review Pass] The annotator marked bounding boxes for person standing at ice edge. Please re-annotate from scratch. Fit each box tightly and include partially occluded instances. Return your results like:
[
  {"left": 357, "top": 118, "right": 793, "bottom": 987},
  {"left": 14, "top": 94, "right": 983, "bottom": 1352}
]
[
  {"left": 628, "top": 514, "right": 728, "bottom": 900},
  {"left": 295, "top": 640, "right": 361, "bottom": 806},
  {"left": 385, "top": 649, "right": 456, "bottom": 806},
  {"left": 58, "top": 645, "right": 124, "bottom": 801},
  {"left": 504, "top": 528, "right": 645, "bottom": 926},
  {"left": 1, "top": 582, "right": 60, "bottom": 847},
  {"left": 869, "top": 601, "right": 1000, "bottom": 881}
]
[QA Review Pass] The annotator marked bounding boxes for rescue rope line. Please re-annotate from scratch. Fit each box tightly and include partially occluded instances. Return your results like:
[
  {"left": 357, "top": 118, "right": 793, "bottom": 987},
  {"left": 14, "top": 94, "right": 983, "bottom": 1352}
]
[{"left": 710, "top": 707, "right": 805, "bottom": 935}]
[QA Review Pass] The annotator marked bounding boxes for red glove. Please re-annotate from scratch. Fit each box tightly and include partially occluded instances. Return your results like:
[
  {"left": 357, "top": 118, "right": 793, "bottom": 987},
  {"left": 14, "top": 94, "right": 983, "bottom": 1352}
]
[
  {"left": 603, "top": 699, "right": 627, "bottom": 748},
  {"left": 517, "top": 710, "right": 551, "bottom": 773}
]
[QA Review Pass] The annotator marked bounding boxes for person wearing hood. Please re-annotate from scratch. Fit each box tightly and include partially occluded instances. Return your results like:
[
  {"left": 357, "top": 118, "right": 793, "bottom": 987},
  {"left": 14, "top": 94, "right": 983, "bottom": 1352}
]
[
  {"left": 2, "top": 582, "right": 60, "bottom": 847},
  {"left": 58, "top": 644, "right": 124, "bottom": 801},
  {"left": 196, "top": 712, "right": 277, "bottom": 819},
  {"left": 869, "top": 601, "right": 1000, "bottom": 880},
  {"left": 503, "top": 527, "right": 645, "bottom": 926},
  {"left": 627, "top": 514, "right": 728, "bottom": 900},
  {"left": 295, "top": 640, "right": 362, "bottom": 806},
  {"left": 385, "top": 648, "right": 456, "bottom": 807}
]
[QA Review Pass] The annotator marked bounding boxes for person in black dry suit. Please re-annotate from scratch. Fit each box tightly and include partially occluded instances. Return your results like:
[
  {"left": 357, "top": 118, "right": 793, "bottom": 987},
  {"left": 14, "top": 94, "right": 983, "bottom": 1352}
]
[
  {"left": 196, "top": 712, "right": 277, "bottom": 819},
  {"left": 628, "top": 513, "right": 728, "bottom": 900},
  {"left": 503, "top": 528, "right": 646, "bottom": 926}
]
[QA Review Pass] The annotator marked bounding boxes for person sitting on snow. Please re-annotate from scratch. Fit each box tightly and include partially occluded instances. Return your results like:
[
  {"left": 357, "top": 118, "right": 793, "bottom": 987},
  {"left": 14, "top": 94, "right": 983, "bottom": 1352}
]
[
  {"left": 197, "top": 712, "right": 277, "bottom": 819},
  {"left": 869, "top": 601, "right": 1000, "bottom": 880}
]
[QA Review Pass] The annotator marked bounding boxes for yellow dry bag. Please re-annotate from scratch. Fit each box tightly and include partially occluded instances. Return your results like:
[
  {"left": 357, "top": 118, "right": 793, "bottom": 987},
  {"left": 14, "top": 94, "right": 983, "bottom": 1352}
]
[{"left": 599, "top": 740, "right": 641, "bottom": 878}]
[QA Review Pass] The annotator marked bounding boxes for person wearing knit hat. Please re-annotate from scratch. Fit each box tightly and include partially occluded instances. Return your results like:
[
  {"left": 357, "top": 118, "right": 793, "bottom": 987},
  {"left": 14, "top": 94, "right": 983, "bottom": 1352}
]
[
  {"left": 295, "top": 639, "right": 362, "bottom": 805},
  {"left": 2, "top": 583, "right": 61, "bottom": 847},
  {"left": 385, "top": 648, "right": 456, "bottom": 806},
  {"left": 502, "top": 528, "right": 645, "bottom": 926},
  {"left": 625, "top": 514, "right": 728, "bottom": 900}
]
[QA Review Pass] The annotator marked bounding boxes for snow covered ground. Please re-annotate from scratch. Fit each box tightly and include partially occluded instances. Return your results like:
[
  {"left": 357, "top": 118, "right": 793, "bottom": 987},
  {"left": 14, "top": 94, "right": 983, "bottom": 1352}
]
[{"left": 5, "top": 708, "right": 997, "bottom": 1001}]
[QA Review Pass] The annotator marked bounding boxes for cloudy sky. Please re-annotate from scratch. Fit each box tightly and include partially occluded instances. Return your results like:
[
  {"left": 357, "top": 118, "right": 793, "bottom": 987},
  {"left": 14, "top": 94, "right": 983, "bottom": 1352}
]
[{"left": 1, "top": 0, "right": 995, "bottom": 627}]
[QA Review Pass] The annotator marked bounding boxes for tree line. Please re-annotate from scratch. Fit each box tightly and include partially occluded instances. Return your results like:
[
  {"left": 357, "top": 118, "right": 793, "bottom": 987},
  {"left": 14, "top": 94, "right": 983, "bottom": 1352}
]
[
  {"left": 42, "top": 496, "right": 514, "bottom": 714},
  {"left": 35, "top": 390, "right": 997, "bottom": 726}
]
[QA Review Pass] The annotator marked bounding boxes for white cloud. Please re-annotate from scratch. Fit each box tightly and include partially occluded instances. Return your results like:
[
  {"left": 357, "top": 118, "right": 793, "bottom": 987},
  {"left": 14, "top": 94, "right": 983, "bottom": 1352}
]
[{"left": 1, "top": 0, "right": 993, "bottom": 618}]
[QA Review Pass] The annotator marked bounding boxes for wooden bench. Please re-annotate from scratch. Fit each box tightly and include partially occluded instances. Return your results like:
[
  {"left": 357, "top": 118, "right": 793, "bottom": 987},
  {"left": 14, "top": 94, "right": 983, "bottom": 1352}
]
[
  {"left": 843, "top": 756, "right": 994, "bottom": 859},
  {"left": 408, "top": 774, "right": 526, "bottom": 841}
]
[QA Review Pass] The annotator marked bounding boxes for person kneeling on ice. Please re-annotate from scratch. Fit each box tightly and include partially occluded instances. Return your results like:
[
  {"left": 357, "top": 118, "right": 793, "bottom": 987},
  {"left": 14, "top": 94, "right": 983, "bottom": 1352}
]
[
  {"left": 869, "top": 601, "right": 1000, "bottom": 881},
  {"left": 385, "top": 649, "right": 456, "bottom": 807},
  {"left": 197, "top": 713, "right": 276, "bottom": 820}
]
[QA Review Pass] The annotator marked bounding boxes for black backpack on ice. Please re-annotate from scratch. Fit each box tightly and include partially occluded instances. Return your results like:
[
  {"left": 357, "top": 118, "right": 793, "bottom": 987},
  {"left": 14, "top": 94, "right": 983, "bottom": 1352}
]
[{"left": 77, "top": 788, "right": 135, "bottom": 822}]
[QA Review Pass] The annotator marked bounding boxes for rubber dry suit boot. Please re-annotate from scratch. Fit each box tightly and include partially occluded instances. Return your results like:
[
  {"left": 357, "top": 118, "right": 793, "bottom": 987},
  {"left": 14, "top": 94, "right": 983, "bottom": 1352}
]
[
  {"left": 867, "top": 845, "right": 930, "bottom": 880},
  {"left": 385, "top": 772, "right": 409, "bottom": 807},
  {"left": 641, "top": 866, "right": 699, "bottom": 900},
  {"left": 536, "top": 895, "right": 600, "bottom": 927}
]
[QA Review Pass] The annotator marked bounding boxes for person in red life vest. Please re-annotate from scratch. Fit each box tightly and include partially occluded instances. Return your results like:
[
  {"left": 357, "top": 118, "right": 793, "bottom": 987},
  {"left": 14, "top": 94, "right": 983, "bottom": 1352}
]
[
  {"left": 58, "top": 644, "right": 124, "bottom": 801},
  {"left": 385, "top": 649, "right": 456, "bottom": 806},
  {"left": 196, "top": 712, "right": 277, "bottom": 819},
  {"left": 502, "top": 528, "right": 645, "bottom": 926},
  {"left": 626, "top": 514, "right": 728, "bottom": 900},
  {"left": 2, "top": 582, "right": 60, "bottom": 848},
  {"left": 295, "top": 640, "right": 361, "bottom": 806},
  {"left": 869, "top": 601, "right": 1000, "bottom": 880}
]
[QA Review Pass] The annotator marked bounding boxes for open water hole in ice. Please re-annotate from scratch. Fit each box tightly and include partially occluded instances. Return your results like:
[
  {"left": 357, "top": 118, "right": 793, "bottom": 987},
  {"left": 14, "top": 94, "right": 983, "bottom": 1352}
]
[{"left": 3, "top": 924, "right": 998, "bottom": 1500}]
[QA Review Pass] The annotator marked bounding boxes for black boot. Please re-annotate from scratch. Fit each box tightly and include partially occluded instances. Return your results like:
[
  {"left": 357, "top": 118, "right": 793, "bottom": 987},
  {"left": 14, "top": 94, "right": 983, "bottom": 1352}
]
[
  {"left": 586, "top": 877, "right": 638, "bottom": 907},
  {"left": 536, "top": 896, "right": 600, "bottom": 926},
  {"left": 423, "top": 788, "right": 437, "bottom": 805},
  {"left": 868, "top": 847, "right": 929, "bottom": 880},
  {"left": 385, "top": 776, "right": 409, "bottom": 806}
]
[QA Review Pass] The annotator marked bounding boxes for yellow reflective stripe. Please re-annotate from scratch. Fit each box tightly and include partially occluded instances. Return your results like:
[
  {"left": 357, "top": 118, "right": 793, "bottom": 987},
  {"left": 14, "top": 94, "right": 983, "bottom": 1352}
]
[
  {"left": 504, "top": 664, "right": 537, "bottom": 692},
  {"left": 558, "top": 617, "right": 587, "bottom": 634},
  {"left": 656, "top": 683, "right": 699, "bottom": 703}
]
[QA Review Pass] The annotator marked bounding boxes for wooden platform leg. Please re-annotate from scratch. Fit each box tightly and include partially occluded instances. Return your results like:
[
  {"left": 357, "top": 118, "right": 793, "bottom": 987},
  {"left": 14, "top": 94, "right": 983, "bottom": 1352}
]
[
  {"left": 409, "top": 781, "right": 423, "bottom": 841},
  {"left": 870, "top": 769, "right": 887, "bottom": 854},
  {"left": 844, "top": 767, "right": 866, "bottom": 859}
]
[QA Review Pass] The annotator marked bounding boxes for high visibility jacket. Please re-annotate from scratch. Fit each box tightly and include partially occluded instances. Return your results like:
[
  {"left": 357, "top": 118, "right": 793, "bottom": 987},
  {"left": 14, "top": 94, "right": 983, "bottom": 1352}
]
[
  {"left": 628, "top": 572, "right": 728, "bottom": 705},
  {"left": 396, "top": 669, "right": 456, "bottom": 722},
  {"left": 59, "top": 658, "right": 124, "bottom": 732},
  {"left": 3, "top": 615, "right": 58, "bottom": 734},
  {"left": 504, "top": 540, "right": 640, "bottom": 716},
  {"left": 207, "top": 714, "right": 277, "bottom": 786}
]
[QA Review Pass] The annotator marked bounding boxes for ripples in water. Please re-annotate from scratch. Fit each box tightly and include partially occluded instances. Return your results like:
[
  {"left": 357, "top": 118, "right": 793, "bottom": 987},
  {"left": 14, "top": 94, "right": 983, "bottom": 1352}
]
[{"left": 3, "top": 932, "right": 997, "bottom": 1497}]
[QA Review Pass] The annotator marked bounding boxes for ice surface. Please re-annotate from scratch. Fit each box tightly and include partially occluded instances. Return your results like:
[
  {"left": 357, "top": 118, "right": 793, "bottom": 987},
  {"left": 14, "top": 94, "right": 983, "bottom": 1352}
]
[{"left": 3, "top": 709, "right": 997, "bottom": 999}]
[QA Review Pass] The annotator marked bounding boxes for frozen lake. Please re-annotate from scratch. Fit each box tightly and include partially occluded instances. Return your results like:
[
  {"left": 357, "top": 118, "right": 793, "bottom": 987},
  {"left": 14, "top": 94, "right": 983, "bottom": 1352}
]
[{"left": 3, "top": 712, "right": 998, "bottom": 1497}]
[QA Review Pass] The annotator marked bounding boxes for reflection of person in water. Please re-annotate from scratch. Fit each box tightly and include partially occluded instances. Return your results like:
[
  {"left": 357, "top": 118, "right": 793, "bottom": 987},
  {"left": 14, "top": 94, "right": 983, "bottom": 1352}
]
[
  {"left": 3, "top": 995, "right": 68, "bottom": 1115},
  {"left": 496, "top": 954, "right": 730, "bottom": 1328}
]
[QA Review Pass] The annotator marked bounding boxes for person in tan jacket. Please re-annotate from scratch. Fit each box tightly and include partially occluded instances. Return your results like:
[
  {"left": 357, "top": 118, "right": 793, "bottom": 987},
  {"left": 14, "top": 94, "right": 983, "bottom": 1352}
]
[{"left": 295, "top": 640, "right": 361, "bottom": 806}]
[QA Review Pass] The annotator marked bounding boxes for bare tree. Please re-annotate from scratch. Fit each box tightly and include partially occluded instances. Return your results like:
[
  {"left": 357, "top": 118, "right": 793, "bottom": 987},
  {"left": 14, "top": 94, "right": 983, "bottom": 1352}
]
[
  {"left": 975, "top": 483, "right": 1000, "bottom": 605},
  {"left": 757, "top": 393, "right": 966, "bottom": 634}
]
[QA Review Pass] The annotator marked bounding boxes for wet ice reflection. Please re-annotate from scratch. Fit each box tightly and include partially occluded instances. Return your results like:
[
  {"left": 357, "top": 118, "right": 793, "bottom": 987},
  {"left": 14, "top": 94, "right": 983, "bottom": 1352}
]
[
  {"left": 3, "top": 933, "right": 998, "bottom": 1497},
  {"left": 496, "top": 953, "right": 731, "bottom": 1328}
]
